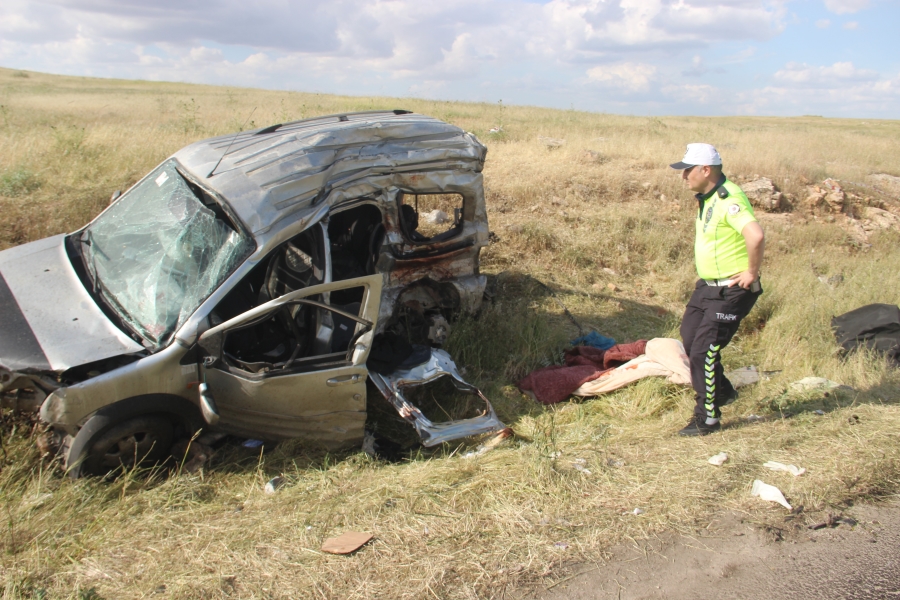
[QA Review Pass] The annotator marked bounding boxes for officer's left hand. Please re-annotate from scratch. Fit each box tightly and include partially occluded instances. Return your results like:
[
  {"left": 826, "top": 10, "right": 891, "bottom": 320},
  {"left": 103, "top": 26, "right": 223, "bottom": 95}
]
[{"left": 729, "top": 270, "right": 758, "bottom": 290}]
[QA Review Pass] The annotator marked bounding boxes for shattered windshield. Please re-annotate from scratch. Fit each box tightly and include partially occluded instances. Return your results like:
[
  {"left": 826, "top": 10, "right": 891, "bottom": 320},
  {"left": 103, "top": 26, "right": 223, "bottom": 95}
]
[{"left": 82, "top": 160, "right": 254, "bottom": 345}]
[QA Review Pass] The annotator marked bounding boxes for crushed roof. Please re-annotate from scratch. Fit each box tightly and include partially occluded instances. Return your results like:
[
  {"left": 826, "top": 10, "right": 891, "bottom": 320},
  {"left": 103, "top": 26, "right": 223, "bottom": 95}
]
[{"left": 173, "top": 110, "right": 486, "bottom": 236}]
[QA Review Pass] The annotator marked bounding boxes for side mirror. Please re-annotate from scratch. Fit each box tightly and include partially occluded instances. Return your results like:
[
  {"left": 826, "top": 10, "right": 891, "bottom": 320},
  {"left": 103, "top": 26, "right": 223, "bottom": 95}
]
[{"left": 109, "top": 190, "right": 122, "bottom": 204}]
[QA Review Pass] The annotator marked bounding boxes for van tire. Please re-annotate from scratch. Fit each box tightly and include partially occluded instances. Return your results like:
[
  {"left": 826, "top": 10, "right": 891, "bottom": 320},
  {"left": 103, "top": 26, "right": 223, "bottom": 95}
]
[{"left": 68, "top": 415, "right": 175, "bottom": 478}]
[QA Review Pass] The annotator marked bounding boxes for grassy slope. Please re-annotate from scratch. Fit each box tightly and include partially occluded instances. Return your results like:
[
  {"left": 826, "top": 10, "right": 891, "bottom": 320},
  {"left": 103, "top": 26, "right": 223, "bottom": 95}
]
[{"left": 1, "top": 66, "right": 900, "bottom": 599}]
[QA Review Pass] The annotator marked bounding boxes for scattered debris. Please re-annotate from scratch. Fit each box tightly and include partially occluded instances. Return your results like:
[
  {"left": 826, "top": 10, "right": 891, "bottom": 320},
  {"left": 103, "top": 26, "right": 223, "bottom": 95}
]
[
  {"left": 242, "top": 439, "right": 264, "bottom": 449},
  {"left": 321, "top": 532, "right": 374, "bottom": 555},
  {"left": 708, "top": 452, "right": 729, "bottom": 466},
  {"left": 171, "top": 440, "right": 214, "bottom": 474},
  {"left": 553, "top": 541, "right": 570, "bottom": 549},
  {"left": 572, "top": 458, "right": 592, "bottom": 474},
  {"left": 751, "top": 479, "right": 792, "bottom": 510},
  {"left": 809, "top": 515, "right": 858, "bottom": 530},
  {"left": 763, "top": 461, "right": 806, "bottom": 476},
  {"left": 264, "top": 476, "right": 286, "bottom": 495},
  {"left": 789, "top": 377, "right": 854, "bottom": 393},
  {"left": 488, "top": 126, "right": 503, "bottom": 134},
  {"left": 538, "top": 136, "right": 566, "bottom": 149},
  {"left": 814, "top": 409, "right": 825, "bottom": 416},
  {"left": 745, "top": 414, "right": 765, "bottom": 422},
  {"left": 632, "top": 508, "right": 645, "bottom": 515},
  {"left": 606, "top": 458, "right": 625, "bottom": 468},
  {"left": 725, "top": 366, "right": 759, "bottom": 389},
  {"left": 818, "top": 273, "right": 844, "bottom": 289},
  {"left": 462, "top": 427, "right": 513, "bottom": 459}
]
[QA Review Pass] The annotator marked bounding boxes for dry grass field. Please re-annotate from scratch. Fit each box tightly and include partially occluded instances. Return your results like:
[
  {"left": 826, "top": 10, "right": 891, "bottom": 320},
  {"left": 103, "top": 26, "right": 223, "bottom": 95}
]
[{"left": 2, "top": 66, "right": 900, "bottom": 599}]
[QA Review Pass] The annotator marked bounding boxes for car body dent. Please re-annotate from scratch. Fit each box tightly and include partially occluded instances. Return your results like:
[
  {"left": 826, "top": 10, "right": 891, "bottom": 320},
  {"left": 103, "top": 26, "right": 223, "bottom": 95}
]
[{"left": 39, "top": 339, "right": 197, "bottom": 435}]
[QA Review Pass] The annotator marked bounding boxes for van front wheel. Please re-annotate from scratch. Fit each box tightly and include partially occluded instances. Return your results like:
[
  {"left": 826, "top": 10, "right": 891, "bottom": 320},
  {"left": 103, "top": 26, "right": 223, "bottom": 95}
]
[{"left": 69, "top": 416, "right": 175, "bottom": 478}]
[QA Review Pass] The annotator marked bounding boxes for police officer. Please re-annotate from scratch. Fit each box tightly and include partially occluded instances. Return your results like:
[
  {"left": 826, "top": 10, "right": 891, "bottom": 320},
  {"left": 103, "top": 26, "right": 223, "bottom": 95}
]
[{"left": 670, "top": 143, "right": 765, "bottom": 436}]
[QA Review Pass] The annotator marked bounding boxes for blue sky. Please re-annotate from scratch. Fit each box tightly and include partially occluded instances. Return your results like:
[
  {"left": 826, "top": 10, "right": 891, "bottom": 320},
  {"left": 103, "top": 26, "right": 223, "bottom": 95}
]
[{"left": 1, "top": 0, "right": 897, "bottom": 118}]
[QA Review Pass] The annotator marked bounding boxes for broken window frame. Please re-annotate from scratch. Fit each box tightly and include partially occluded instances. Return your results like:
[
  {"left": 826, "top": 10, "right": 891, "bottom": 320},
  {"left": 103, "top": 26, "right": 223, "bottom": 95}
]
[
  {"left": 199, "top": 276, "right": 381, "bottom": 380},
  {"left": 396, "top": 191, "right": 467, "bottom": 245}
]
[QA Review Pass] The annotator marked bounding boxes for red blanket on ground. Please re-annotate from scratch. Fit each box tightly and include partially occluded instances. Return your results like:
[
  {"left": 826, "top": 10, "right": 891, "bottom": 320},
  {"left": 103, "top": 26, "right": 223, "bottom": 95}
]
[{"left": 517, "top": 340, "right": 648, "bottom": 405}]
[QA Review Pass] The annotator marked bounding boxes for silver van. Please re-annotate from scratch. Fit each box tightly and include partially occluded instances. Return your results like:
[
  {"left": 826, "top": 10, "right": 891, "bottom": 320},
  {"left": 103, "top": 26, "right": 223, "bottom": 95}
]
[{"left": 0, "top": 110, "right": 504, "bottom": 476}]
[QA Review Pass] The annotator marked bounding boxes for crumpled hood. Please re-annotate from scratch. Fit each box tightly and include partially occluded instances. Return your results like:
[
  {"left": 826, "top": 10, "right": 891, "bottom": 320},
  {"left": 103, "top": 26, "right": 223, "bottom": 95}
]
[{"left": 0, "top": 234, "right": 144, "bottom": 372}]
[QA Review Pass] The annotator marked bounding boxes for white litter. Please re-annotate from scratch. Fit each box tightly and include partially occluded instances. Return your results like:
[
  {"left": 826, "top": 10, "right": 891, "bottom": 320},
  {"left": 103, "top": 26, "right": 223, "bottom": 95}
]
[
  {"left": 632, "top": 508, "right": 645, "bottom": 515},
  {"left": 708, "top": 452, "right": 728, "bottom": 466},
  {"left": 264, "top": 476, "right": 285, "bottom": 495},
  {"left": 424, "top": 209, "right": 451, "bottom": 225},
  {"left": 751, "top": 479, "right": 792, "bottom": 510},
  {"left": 763, "top": 461, "right": 806, "bottom": 476}
]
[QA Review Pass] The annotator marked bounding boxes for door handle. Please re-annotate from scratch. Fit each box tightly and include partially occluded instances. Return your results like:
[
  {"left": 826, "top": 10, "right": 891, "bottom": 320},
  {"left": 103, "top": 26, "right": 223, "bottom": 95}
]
[{"left": 327, "top": 374, "right": 361, "bottom": 386}]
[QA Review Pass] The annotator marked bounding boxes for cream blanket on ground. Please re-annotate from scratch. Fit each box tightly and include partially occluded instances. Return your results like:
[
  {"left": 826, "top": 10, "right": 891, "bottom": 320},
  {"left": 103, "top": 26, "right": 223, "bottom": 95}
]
[{"left": 572, "top": 337, "right": 691, "bottom": 396}]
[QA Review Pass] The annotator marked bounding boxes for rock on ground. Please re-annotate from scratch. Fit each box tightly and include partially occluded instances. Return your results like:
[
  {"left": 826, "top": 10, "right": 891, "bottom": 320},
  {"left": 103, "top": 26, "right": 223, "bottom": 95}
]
[
  {"left": 741, "top": 177, "right": 783, "bottom": 212},
  {"left": 866, "top": 173, "right": 900, "bottom": 199}
]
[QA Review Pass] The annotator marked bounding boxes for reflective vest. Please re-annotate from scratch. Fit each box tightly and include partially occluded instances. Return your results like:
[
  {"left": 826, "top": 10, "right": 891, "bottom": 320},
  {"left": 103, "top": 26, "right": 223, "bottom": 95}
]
[{"left": 694, "top": 179, "right": 757, "bottom": 279}]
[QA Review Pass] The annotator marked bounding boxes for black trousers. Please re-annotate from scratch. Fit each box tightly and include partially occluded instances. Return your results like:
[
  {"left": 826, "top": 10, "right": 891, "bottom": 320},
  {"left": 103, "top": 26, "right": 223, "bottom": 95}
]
[{"left": 680, "top": 280, "right": 760, "bottom": 421}]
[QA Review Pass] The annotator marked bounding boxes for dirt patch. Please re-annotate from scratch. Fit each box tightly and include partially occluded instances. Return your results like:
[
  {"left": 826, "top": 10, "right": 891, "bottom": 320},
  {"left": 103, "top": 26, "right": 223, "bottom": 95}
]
[{"left": 534, "top": 502, "right": 900, "bottom": 600}]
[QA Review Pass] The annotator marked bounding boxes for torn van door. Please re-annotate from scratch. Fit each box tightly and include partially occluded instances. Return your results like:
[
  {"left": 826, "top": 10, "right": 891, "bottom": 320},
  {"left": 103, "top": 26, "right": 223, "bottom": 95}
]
[
  {"left": 368, "top": 349, "right": 505, "bottom": 447},
  {"left": 196, "top": 275, "right": 382, "bottom": 448}
]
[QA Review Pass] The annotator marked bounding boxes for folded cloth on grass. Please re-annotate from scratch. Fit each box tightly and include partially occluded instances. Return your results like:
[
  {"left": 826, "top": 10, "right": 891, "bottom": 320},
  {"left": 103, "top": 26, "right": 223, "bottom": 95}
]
[
  {"left": 517, "top": 338, "right": 691, "bottom": 405},
  {"left": 573, "top": 338, "right": 691, "bottom": 396},
  {"left": 517, "top": 340, "right": 647, "bottom": 405}
]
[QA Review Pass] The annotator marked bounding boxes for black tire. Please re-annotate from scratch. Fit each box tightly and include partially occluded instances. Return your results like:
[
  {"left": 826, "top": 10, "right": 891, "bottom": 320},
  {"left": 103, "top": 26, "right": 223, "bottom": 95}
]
[{"left": 75, "top": 416, "right": 175, "bottom": 478}]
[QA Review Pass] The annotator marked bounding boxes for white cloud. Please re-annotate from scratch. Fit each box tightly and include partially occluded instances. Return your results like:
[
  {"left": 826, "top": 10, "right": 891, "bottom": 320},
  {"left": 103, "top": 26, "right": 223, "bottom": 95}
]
[
  {"left": 662, "top": 83, "right": 717, "bottom": 103},
  {"left": 843, "top": 21, "right": 859, "bottom": 29},
  {"left": 738, "top": 60, "right": 899, "bottom": 117},
  {"left": 774, "top": 61, "right": 879, "bottom": 86},
  {"left": 0, "top": 1, "right": 896, "bottom": 118},
  {"left": 586, "top": 62, "right": 656, "bottom": 92},
  {"left": 823, "top": 0, "right": 869, "bottom": 15}
]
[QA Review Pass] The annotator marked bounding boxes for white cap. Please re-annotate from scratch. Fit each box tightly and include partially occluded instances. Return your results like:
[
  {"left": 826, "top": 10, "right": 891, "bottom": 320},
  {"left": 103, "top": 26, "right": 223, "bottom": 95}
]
[{"left": 669, "top": 143, "right": 722, "bottom": 169}]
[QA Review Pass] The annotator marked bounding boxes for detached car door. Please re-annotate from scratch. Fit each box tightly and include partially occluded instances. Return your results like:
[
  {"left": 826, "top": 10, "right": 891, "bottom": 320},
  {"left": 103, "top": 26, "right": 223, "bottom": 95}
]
[{"left": 196, "top": 274, "right": 382, "bottom": 449}]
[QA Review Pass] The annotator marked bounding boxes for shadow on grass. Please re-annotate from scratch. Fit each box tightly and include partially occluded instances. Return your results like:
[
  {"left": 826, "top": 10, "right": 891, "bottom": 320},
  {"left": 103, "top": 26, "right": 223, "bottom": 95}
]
[{"left": 723, "top": 368, "right": 900, "bottom": 433}]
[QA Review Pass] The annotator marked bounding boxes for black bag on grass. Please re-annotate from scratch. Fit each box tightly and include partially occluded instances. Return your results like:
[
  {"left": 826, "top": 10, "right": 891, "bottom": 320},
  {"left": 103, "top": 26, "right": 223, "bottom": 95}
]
[{"left": 831, "top": 303, "right": 900, "bottom": 366}]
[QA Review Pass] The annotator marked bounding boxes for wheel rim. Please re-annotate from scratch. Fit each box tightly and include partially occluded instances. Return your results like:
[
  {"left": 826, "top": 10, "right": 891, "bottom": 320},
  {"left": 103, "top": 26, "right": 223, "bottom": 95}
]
[
  {"left": 101, "top": 430, "right": 165, "bottom": 469},
  {"left": 85, "top": 416, "right": 175, "bottom": 475}
]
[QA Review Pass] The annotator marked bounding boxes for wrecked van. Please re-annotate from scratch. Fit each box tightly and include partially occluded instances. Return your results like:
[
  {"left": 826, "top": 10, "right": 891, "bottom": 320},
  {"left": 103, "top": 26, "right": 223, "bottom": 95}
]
[{"left": 0, "top": 110, "right": 504, "bottom": 476}]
